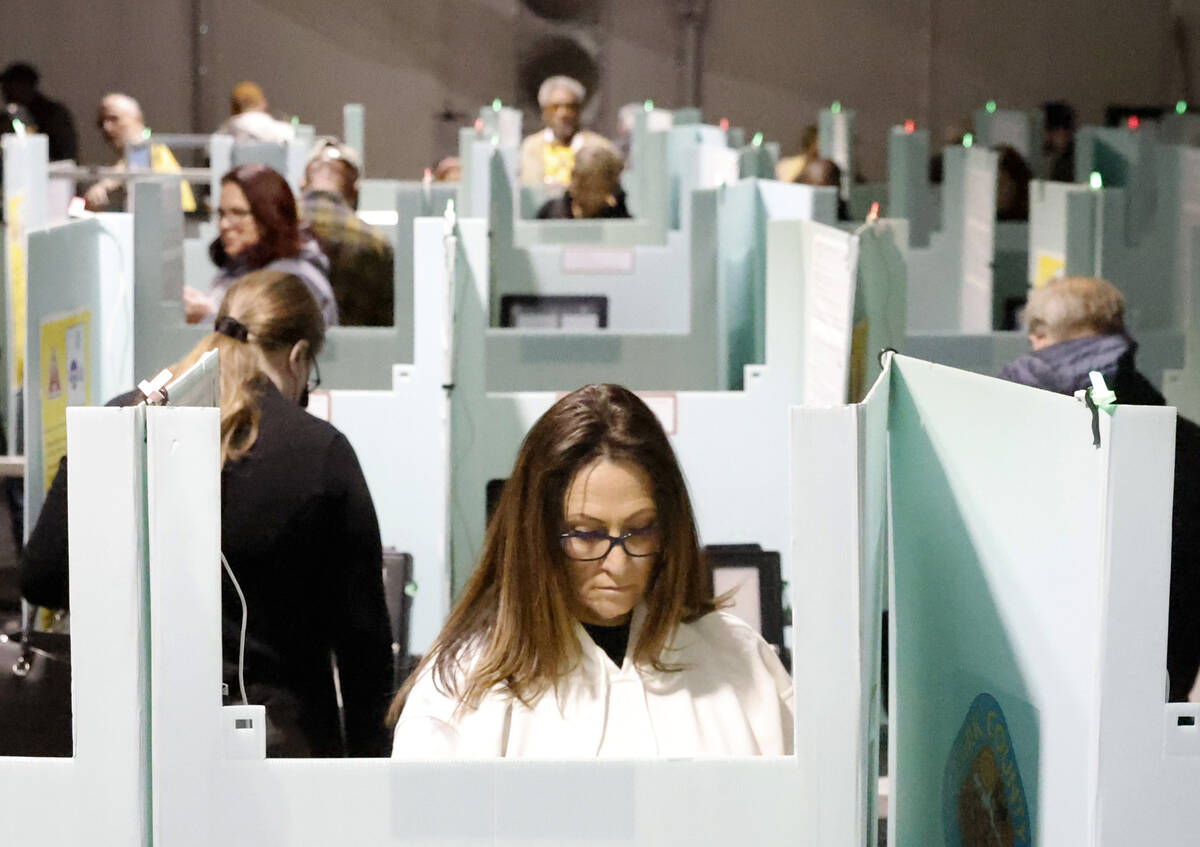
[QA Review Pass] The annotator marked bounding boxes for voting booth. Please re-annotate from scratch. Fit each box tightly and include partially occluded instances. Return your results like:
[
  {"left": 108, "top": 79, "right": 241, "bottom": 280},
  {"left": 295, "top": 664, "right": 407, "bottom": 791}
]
[
  {"left": 3, "top": 132, "right": 49, "bottom": 450},
  {"left": 793, "top": 353, "right": 1200, "bottom": 844},
  {"left": 888, "top": 127, "right": 998, "bottom": 333},
  {"left": 3, "top": 400, "right": 152, "bottom": 843},
  {"left": 56, "top": 301, "right": 817, "bottom": 847},
  {"left": 23, "top": 215, "right": 134, "bottom": 534},
  {"left": 1024, "top": 132, "right": 1200, "bottom": 416}
]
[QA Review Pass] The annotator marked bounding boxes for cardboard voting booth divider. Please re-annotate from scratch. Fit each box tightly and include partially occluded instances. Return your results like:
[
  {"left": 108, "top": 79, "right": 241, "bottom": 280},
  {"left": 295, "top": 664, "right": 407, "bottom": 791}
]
[
  {"left": 444, "top": 209, "right": 906, "bottom": 605},
  {"left": 819, "top": 106, "right": 855, "bottom": 201},
  {"left": 23, "top": 215, "right": 134, "bottom": 534},
  {"left": 973, "top": 106, "right": 1038, "bottom": 167},
  {"left": 1160, "top": 110, "right": 1200, "bottom": 146},
  {"left": 3, "top": 133, "right": 49, "bottom": 449},
  {"left": 117, "top": 250, "right": 813, "bottom": 844},
  {"left": 888, "top": 354, "right": 1193, "bottom": 844},
  {"left": 899, "top": 142, "right": 998, "bottom": 334},
  {"left": 308, "top": 199, "right": 900, "bottom": 649},
  {"left": 887, "top": 126, "right": 935, "bottom": 249},
  {"left": 343, "top": 103, "right": 365, "bottom": 174},
  {"left": 790, "top": 356, "right": 890, "bottom": 847},
  {"left": 793, "top": 352, "right": 1200, "bottom": 845},
  {"left": 2, "top": 402, "right": 151, "bottom": 844}
]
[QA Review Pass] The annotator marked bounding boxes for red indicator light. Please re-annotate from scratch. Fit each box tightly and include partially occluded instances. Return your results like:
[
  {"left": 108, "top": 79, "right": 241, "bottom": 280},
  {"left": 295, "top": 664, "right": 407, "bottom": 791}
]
[
  {"left": 867, "top": 202, "right": 881, "bottom": 222},
  {"left": 719, "top": 118, "right": 730, "bottom": 131},
  {"left": 1128, "top": 115, "right": 1140, "bottom": 131},
  {"left": 904, "top": 120, "right": 916, "bottom": 134},
  {"left": 474, "top": 118, "right": 484, "bottom": 132}
]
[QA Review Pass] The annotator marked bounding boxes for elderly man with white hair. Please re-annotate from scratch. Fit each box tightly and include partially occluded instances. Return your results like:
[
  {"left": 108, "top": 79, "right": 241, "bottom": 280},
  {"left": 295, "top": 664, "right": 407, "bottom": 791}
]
[
  {"left": 84, "top": 92, "right": 195, "bottom": 212},
  {"left": 519, "top": 75, "right": 608, "bottom": 187}
]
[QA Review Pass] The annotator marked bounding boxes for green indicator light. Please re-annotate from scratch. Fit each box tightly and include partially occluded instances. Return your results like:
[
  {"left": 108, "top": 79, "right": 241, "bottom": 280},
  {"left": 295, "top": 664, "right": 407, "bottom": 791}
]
[
  {"left": 643, "top": 99, "right": 654, "bottom": 112},
  {"left": 1089, "top": 171, "right": 1103, "bottom": 190},
  {"left": 831, "top": 101, "right": 842, "bottom": 115},
  {"left": 492, "top": 98, "right": 502, "bottom": 111},
  {"left": 143, "top": 127, "right": 152, "bottom": 139},
  {"left": 1177, "top": 100, "right": 1188, "bottom": 115},
  {"left": 986, "top": 100, "right": 997, "bottom": 114},
  {"left": 963, "top": 132, "right": 974, "bottom": 148},
  {"left": 11, "top": 118, "right": 24, "bottom": 134},
  {"left": 752, "top": 132, "right": 764, "bottom": 147},
  {"left": 291, "top": 115, "right": 300, "bottom": 126}
]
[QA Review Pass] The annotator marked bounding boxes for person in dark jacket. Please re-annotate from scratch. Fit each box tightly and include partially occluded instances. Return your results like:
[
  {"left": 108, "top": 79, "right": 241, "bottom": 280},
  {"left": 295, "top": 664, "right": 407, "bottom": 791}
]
[
  {"left": 1, "top": 62, "right": 77, "bottom": 162},
  {"left": 300, "top": 140, "right": 394, "bottom": 326},
  {"left": 537, "top": 140, "right": 631, "bottom": 221},
  {"left": 21, "top": 269, "right": 393, "bottom": 756},
  {"left": 1000, "top": 275, "right": 1200, "bottom": 701}
]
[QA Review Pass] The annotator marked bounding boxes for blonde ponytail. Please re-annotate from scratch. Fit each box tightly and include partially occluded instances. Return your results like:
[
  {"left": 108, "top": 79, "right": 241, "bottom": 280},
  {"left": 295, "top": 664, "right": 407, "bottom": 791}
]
[{"left": 169, "top": 270, "right": 326, "bottom": 466}]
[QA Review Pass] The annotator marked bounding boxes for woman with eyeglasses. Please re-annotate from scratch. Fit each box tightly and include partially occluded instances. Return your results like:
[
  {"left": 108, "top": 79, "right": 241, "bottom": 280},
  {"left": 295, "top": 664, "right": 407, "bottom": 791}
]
[
  {"left": 183, "top": 162, "right": 338, "bottom": 327},
  {"left": 21, "top": 270, "right": 392, "bottom": 758},
  {"left": 389, "top": 384, "right": 794, "bottom": 758}
]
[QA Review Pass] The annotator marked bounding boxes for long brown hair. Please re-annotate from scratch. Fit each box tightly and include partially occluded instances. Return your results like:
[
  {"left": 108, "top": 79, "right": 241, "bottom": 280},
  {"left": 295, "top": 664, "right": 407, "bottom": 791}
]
[
  {"left": 170, "top": 269, "right": 325, "bottom": 465},
  {"left": 388, "top": 384, "right": 717, "bottom": 724},
  {"left": 214, "top": 162, "right": 302, "bottom": 269}
]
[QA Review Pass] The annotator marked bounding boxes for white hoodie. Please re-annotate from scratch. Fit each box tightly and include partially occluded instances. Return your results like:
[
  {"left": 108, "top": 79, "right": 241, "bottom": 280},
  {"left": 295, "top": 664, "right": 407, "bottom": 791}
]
[{"left": 392, "top": 605, "right": 795, "bottom": 759}]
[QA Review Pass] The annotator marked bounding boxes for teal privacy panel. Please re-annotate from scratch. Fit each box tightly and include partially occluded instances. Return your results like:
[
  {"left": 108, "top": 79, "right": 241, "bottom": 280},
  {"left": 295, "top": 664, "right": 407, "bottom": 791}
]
[
  {"left": 481, "top": 189, "right": 724, "bottom": 392},
  {"left": 887, "top": 355, "right": 1125, "bottom": 845},
  {"left": 1027, "top": 179, "right": 1100, "bottom": 281},
  {"left": 973, "top": 108, "right": 1038, "bottom": 167},
  {"left": 734, "top": 180, "right": 837, "bottom": 390},
  {"left": 819, "top": 106, "right": 856, "bottom": 199},
  {"left": 24, "top": 219, "right": 108, "bottom": 535},
  {"left": 667, "top": 123, "right": 728, "bottom": 230},
  {"left": 1159, "top": 111, "right": 1200, "bottom": 145},
  {"left": 887, "top": 127, "right": 934, "bottom": 248},
  {"left": 1030, "top": 133, "right": 1196, "bottom": 336},
  {"left": 851, "top": 220, "right": 908, "bottom": 401},
  {"left": 716, "top": 180, "right": 760, "bottom": 389},
  {"left": 904, "top": 145, "right": 998, "bottom": 333},
  {"left": 343, "top": 103, "right": 365, "bottom": 173}
]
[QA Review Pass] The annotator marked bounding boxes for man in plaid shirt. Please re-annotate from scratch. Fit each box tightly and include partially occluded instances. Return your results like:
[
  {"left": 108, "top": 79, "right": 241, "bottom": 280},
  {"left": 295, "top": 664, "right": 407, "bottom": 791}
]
[{"left": 300, "top": 141, "right": 394, "bottom": 326}]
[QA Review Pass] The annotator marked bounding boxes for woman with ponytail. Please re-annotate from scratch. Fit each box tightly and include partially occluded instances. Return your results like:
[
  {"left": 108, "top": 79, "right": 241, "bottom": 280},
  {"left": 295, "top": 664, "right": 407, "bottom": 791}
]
[{"left": 21, "top": 270, "right": 393, "bottom": 757}]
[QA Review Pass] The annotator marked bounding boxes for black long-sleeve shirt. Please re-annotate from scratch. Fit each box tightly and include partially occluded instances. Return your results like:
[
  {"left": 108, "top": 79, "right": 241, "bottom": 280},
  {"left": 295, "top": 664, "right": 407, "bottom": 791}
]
[{"left": 20, "top": 380, "right": 394, "bottom": 756}]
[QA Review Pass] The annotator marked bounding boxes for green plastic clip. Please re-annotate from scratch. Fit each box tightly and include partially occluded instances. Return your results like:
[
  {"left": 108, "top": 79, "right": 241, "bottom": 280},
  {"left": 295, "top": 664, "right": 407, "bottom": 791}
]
[{"left": 1089, "top": 371, "right": 1117, "bottom": 413}]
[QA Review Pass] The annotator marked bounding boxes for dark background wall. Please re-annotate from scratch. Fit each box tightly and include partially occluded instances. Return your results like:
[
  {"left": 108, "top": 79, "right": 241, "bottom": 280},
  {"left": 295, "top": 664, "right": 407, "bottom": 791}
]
[{"left": 1, "top": 0, "right": 1194, "bottom": 180}]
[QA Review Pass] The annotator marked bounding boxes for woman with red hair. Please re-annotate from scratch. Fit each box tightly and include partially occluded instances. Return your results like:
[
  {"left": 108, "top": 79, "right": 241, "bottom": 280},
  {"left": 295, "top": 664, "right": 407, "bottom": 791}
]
[{"left": 184, "top": 163, "right": 338, "bottom": 326}]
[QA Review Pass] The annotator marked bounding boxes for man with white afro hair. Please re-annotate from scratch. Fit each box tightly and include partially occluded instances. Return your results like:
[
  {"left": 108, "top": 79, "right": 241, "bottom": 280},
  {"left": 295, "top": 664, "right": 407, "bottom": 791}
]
[{"left": 520, "top": 74, "right": 608, "bottom": 187}]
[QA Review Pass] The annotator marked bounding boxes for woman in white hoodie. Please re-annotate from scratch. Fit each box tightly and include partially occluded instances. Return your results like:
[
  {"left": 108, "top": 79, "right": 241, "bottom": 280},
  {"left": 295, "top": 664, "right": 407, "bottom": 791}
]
[{"left": 390, "top": 384, "right": 794, "bottom": 758}]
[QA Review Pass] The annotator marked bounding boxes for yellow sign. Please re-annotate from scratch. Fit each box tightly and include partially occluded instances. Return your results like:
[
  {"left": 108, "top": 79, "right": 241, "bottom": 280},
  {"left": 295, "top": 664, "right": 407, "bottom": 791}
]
[
  {"left": 6, "top": 193, "right": 28, "bottom": 385},
  {"left": 40, "top": 310, "right": 91, "bottom": 492},
  {"left": 848, "top": 319, "right": 870, "bottom": 404},
  {"left": 1033, "top": 251, "right": 1065, "bottom": 289}
]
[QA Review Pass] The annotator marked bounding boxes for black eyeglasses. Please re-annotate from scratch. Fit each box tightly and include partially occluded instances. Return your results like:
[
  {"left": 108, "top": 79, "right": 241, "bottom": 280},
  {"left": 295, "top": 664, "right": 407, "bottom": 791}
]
[
  {"left": 558, "top": 524, "right": 662, "bottom": 562},
  {"left": 306, "top": 356, "right": 321, "bottom": 393}
]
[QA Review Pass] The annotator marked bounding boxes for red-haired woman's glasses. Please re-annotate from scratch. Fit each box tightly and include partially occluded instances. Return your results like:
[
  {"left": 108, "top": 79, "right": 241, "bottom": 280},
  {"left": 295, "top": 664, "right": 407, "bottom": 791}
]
[{"left": 559, "top": 524, "right": 662, "bottom": 562}]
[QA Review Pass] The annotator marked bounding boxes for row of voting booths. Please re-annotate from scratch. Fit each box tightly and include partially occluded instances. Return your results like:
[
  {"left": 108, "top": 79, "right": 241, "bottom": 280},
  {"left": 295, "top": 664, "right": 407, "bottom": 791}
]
[{"left": 3, "top": 97, "right": 1200, "bottom": 843}]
